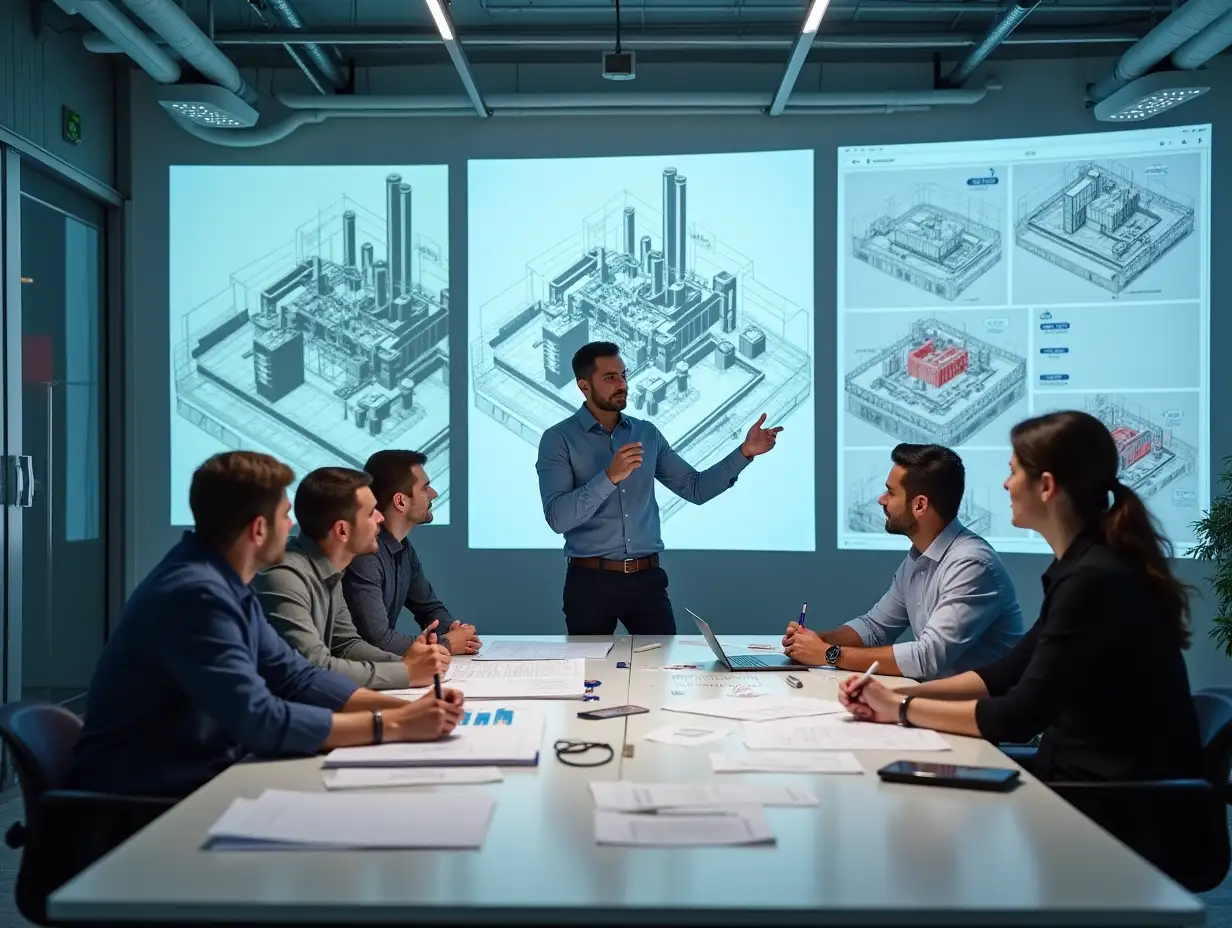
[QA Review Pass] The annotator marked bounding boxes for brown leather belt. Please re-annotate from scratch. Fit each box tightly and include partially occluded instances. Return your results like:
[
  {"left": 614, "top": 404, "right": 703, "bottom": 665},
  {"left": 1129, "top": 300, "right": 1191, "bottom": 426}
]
[{"left": 569, "top": 555, "right": 660, "bottom": 573}]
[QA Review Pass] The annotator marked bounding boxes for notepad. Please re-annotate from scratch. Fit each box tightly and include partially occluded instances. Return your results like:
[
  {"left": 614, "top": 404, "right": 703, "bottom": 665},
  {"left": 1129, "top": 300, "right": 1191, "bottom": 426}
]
[
  {"left": 207, "top": 790, "right": 495, "bottom": 849},
  {"left": 590, "top": 781, "right": 818, "bottom": 812},
  {"left": 594, "top": 808, "right": 775, "bottom": 846}
]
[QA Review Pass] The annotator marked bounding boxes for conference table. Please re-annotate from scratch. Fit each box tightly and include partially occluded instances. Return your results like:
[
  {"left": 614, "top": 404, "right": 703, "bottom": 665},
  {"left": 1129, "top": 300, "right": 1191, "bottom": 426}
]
[{"left": 49, "top": 635, "right": 1205, "bottom": 926}]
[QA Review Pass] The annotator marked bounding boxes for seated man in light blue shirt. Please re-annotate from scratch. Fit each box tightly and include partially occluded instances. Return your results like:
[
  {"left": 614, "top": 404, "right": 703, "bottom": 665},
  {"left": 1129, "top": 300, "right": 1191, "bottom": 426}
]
[
  {"left": 536, "top": 340, "right": 783, "bottom": 635},
  {"left": 784, "top": 444, "right": 1023, "bottom": 680}
]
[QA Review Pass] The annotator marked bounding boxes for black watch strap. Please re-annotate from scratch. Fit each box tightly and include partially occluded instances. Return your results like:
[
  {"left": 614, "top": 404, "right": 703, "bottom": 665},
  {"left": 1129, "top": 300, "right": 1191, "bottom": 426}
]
[
  {"left": 825, "top": 644, "right": 842, "bottom": 666},
  {"left": 372, "top": 707, "right": 384, "bottom": 744},
  {"left": 898, "top": 695, "right": 916, "bottom": 728}
]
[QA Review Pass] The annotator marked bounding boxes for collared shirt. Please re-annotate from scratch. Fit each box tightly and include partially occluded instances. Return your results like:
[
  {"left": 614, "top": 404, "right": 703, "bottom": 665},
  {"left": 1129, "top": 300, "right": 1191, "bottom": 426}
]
[
  {"left": 975, "top": 529, "right": 1203, "bottom": 782},
  {"left": 536, "top": 404, "right": 750, "bottom": 559},
  {"left": 342, "top": 528, "right": 453, "bottom": 654},
  {"left": 845, "top": 519, "right": 1024, "bottom": 681},
  {"left": 254, "top": 535, "right": 411, "bottom": 689},
  {"left": 69, "top": 532, "right": 358, "bottom": 798}
]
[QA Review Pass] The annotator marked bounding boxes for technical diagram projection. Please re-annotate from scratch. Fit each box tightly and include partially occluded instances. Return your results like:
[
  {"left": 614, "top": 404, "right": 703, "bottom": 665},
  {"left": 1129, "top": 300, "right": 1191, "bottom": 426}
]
[
  {"left": 1015, "top": 160, "right": 1194, "bottom": 295},
  {"left": 471, "top": 162, "right": 812, "bottom": 526},
  {"left": 851, "top": 185, "right": 1001, "bottom": 301},
  {"left": 172, "top": 170, "right": 450, "bottom": 518},
  {"left": 845, "top": 317, "right": 1027, "bottom": 447},
  {"left": 1086, "top": 394, "right": 1197, "bottom": 503}
]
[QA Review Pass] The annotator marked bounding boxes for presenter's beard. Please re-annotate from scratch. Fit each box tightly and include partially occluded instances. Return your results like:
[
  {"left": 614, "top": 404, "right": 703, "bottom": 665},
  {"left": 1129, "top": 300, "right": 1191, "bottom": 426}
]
[
  {"left": 594, "top": 391, "right": 627, "bottom": 412},
  {"left": 884, "top": 509, "right": 916, "bottom": 536}
]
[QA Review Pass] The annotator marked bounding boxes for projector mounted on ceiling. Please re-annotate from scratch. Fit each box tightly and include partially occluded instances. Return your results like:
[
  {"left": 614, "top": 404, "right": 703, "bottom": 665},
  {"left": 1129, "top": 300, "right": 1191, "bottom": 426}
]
[
  {"left": 156, "top": 84, "right": 260, "bottom": 128},
  {"left": 602, "top": 50, "right": 637, "bottom": 81},
  {"left": 1092, "top": 71, "right": 1210, "bottom": 123}
]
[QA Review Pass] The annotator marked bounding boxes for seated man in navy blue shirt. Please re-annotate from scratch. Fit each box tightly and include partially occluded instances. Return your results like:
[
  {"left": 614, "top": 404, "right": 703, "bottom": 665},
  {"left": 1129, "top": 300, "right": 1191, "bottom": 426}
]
[
  {"left": 536, "top": 341, "right": 783, "bottom": 635},
  {"left": 343, "top": 450, "right": 481, "bottom": 656},
  {"left": 70, "top": 451, "right": 464, "bottom": 800}
]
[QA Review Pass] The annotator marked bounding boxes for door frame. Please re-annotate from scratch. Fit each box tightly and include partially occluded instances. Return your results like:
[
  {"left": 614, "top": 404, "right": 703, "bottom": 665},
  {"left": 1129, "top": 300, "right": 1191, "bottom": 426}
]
[{"left": 2, "top": 145, "right": 24, "bottom": 709}]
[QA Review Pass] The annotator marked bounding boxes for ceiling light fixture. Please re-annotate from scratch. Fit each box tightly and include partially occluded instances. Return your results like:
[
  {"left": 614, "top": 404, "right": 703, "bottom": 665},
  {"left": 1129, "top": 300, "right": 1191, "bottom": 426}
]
[
  {"left": 155, "top": 84, "right": 259, "bottom": 128},
  {"left": 1092, "top": 71, "right": 1210, "bottom": 122},
  {"left": 802, "top": 0, "right": 831, "bottom": 35},
  {"left": 424, "top": 0, "right": 454, "bottom": 41}
]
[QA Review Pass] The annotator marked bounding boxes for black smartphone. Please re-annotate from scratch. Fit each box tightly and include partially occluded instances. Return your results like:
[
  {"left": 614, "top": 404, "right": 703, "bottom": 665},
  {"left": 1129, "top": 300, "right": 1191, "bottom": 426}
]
[
  {"left": 578, "top": 704, "right": 650, "bottom": 720},
  {"left": 877, "top": 760, "right": 1021, "bottom": 792}
]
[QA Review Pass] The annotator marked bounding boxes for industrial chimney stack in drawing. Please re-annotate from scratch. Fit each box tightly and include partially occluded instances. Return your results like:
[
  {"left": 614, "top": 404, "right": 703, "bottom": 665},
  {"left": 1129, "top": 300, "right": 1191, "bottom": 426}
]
[{"left": 661, "top": 168, "right": 688, "bottom": 286}]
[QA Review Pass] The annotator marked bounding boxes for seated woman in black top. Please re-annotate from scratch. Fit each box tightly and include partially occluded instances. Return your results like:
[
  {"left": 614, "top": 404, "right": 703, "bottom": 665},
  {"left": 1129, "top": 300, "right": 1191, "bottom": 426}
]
[{"left": 841, "top": 410, "right": 1206, "bottom": 874}]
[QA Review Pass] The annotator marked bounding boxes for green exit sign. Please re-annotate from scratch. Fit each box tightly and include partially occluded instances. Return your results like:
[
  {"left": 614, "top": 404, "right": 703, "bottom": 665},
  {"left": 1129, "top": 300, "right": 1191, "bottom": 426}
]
[{"left": 62, "top": 107, "right": 82, "bottom": 146}]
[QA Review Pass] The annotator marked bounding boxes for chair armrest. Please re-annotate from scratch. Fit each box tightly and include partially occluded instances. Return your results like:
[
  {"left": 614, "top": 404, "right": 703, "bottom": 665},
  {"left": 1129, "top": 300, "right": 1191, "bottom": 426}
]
[
  {"left": 40, "top": 789, "right": 177, "bottom": 813},
  {"left": 1051, "top": 778, "right": 1214, "bottom": 797}
]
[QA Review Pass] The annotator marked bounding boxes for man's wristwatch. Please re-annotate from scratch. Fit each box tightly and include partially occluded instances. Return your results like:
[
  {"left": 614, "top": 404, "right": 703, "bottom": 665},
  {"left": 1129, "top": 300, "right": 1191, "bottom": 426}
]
[
  {"left": 825, "top": 644, "right": 842, "bottom": 666},
  {"left": 899, "top": 695, "right": 916, "bottom": 728},
  {"left": 371, "top": 707, "right": 384, "bottom": 744}
]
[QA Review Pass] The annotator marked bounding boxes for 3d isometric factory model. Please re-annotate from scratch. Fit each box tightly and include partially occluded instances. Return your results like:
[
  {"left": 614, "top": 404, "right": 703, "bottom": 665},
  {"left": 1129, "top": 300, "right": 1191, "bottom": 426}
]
[
  {"left": 472, "top": 165, "right": 811, "bottom": 521},
  {"left": 174, "top": 173, "right": 450, "bottom": 501}
]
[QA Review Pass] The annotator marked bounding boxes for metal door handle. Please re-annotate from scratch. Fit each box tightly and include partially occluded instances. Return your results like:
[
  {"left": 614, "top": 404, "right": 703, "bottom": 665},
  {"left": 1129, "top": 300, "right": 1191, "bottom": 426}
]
[{"left": 2, "top": 455, "right": 34, "bottom": 507}]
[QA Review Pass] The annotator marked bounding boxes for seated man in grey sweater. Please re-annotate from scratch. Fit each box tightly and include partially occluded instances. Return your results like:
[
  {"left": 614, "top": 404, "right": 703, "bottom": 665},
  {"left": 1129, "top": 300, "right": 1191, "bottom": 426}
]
[{"left": 255, "top": 466, "right": 449, "bottom": 690}]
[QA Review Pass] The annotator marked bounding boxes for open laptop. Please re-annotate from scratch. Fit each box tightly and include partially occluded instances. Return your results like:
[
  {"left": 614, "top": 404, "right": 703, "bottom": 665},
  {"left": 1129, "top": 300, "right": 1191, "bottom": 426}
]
[{"left": 686, "top": 608, "right": 799, "bottom": 671}]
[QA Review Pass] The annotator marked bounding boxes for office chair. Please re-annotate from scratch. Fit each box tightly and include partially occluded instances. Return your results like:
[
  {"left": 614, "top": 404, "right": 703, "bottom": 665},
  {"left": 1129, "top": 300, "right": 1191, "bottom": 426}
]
[
  {"left": 1018, "top": 686, "right": 1232, "bottom": 894},
  {"left": 0, "top": 701, "right": 175, "bottom": 926}
]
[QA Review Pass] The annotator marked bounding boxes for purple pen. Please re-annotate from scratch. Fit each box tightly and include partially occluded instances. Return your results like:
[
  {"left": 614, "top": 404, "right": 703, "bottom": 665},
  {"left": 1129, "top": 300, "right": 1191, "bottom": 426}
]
[{"left": 798, "top": 602, "right": 808, "bottom": 629}]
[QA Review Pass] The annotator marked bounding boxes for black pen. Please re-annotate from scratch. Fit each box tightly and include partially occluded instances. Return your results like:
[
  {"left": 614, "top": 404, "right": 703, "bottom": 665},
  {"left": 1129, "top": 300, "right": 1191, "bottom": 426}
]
[{"left": 433, "top": 672, "right": 443, "bottom": 700}]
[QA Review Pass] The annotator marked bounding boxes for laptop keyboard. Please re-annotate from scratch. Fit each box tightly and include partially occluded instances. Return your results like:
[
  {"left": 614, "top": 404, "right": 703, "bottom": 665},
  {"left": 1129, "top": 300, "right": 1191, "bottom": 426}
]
[{"left": 727, "top": 654, "right": 770, "bottom": 668}]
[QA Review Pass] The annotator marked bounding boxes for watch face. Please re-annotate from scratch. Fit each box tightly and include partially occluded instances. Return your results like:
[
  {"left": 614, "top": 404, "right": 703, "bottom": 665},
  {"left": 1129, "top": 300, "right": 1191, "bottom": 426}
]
[{"left": 826, "top": 644, "right": 841, "bottom": 665}]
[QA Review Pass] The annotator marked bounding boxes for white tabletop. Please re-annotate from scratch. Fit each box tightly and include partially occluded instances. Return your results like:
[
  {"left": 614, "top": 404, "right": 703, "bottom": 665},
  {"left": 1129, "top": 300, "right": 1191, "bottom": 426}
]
[{"left": 49, "top": 635, "right": 1205, "bottom": 926}]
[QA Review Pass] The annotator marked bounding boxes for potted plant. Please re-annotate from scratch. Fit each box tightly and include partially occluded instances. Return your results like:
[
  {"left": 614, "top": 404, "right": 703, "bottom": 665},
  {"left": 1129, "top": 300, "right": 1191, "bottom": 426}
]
[{"left": 1192, "top": 455, "right": 1232, "bottom": 657}]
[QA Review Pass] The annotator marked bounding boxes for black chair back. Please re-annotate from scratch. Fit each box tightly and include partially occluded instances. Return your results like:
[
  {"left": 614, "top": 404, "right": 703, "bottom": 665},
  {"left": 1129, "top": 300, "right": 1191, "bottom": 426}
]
[{"left": 1193, "top": 685, "right": 1232, "bottom": 793}]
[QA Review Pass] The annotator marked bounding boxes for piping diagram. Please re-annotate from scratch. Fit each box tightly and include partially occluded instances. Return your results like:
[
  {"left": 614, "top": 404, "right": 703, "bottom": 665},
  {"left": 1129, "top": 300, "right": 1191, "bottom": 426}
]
[
  {"left": 1015, "top": 160, "right": 1195, "bottom": 295},
  {"left": 1085, "top": 394, "right": 1196, "bottom": 503},
  {"left": 173, "top": 173, "right": 450, "bottom": 505},
  {"left": 845, "top": 317, "right": 1027, "bottom": 447},
  {"left": 471, "top": 164, "right": 812, "bottom": 521},
  {"left": 850, "top": 183, "right": 1002, "bottom": 302}
]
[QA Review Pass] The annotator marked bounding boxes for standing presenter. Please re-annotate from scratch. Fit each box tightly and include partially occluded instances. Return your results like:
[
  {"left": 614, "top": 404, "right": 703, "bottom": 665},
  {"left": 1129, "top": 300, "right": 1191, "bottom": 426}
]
[{"left": 536, "top": 341, "right": 782, "bottom": 634}]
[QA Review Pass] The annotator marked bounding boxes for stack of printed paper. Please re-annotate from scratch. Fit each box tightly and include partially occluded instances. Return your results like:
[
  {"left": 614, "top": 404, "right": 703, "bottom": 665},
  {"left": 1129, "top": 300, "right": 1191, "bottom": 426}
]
[{"left": 323, "top": 708, "right": 545, "bottom": 768}]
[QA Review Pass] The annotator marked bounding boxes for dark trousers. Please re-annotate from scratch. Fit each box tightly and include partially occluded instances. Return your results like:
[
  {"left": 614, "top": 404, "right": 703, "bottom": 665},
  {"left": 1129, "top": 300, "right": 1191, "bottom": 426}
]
[{"left": 562, "top": 563, "right": 677, "bottom": 635}]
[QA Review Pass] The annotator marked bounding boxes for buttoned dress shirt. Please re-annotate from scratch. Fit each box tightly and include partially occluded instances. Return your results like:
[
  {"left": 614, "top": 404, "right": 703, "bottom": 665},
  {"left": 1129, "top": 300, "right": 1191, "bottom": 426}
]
[
  {"left": 343, "top": 529, "right": 454, "bottom": 654},
  {"left": 255, "top": 534, "right": 411, "bottom": 689},
  {"left": 536, "top": 404, "right": 750, "bottom": 559},
  {"left": 69, "top": 532, "right": 358, "bottom": 798},
  {"left": 845, "top": 519, "right": 1024, "bottom": 680}
]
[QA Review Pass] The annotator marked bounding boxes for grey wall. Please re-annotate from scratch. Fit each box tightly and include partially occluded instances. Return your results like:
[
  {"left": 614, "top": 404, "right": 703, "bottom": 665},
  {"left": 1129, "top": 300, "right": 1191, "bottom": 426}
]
[
  {"left": 0, "top": 3, "right": 117, "bottom": 189},
  {"left": 125, "top": 54, "right": 1232, "bottom": 688}
]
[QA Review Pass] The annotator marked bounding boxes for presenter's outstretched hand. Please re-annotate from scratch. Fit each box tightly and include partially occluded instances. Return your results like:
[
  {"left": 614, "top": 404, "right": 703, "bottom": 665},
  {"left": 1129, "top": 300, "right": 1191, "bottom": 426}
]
[
  {"left": 606, "top": 442, "right": 644, "bottom": 483},
  {"left": 390, "top": 690, "right": 465, "bottom": 741},
  {"left": 838, "top": 675, "right": 896, "bottom": 724},
  {"left": 740, "top": 413, "right": 783, "bottom": 458}
]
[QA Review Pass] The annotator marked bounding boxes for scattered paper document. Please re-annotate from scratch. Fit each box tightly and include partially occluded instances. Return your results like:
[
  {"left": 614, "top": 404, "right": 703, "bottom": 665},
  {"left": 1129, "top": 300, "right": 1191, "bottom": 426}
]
[
  {"left": 711, "top": 752, "right": 864, "bottom": 774},
  {"left": 322, "top": 766, "right": 503, "bottom": 790},
  {"left": 590, "top": 781, "right": 817, "bottom": 812},
  {"left": 473, "top": 640, "right": 613, "bottom": 661},
  {"left": 391, "top": 658, "right": 587, "bottom": 700},
  {"left": 743, "top": 718, "right": 952, "bottom": 752},
  {"left": 642, "top": 723, "right": 731, "bottom": 747},
  {"left": 664, "top": 695, "right": 845, "bottom": 724},
  {"left": 324, "top": 711, "right": 545, "bottom": 768},
  {"left": 207, "top": 790, "right": 494, "bottom": 850},
  {"left": 594, "top": 808, "right": 775, "bottom": 846},
  {"left": 669, "top": 673, "right": 761, "bottom": 689}
]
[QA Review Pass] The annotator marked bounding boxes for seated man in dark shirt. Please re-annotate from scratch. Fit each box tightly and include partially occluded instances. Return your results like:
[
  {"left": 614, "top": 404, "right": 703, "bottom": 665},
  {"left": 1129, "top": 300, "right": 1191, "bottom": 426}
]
[
  {"left": 343, "top": 450, "right": 481, "bottom": 656},
  {"left": 71, "top": 451, "right": 464, "bottom": 799}
]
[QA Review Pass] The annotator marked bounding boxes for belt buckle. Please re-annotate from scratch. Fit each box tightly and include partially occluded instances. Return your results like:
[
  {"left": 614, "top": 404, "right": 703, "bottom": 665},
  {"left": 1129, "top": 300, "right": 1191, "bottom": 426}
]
[{"left": 623, "top": 558, "right": 635, "bottom": 573}]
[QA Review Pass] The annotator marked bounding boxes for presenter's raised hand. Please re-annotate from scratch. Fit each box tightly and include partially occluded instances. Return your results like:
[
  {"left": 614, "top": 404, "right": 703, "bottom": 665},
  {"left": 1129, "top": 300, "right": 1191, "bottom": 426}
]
[
  {"left": 740, "top": 413, "right": 783, "bottom": 458},
  {"left": 605, "top": 442, "right": 644, "bottom": 483}
]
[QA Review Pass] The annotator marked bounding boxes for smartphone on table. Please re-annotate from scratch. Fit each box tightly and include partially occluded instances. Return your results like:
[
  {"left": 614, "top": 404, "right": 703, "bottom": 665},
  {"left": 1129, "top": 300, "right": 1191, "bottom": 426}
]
[
  {"left": 877, "top": 760, "right": 1020, "bottom": 792},
  {"left": 578, "top": 704, "right": 650, "bottom": 720}
]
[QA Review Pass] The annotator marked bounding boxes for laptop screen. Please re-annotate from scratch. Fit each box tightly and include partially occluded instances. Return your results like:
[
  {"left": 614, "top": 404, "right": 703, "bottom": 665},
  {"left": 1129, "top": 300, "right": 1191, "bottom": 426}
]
[{"left": 684, "top": 608, "right": 732, "bottom": 669}]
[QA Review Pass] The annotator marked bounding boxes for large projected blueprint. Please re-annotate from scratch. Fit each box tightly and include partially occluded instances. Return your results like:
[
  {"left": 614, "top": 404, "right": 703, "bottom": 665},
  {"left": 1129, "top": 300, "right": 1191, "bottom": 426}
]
[
  {"left": 837, "top": 126, "right": 1210, "bottom": 555},
  {"left": 169, "top": 166, "right": 450, "bottom": 525},
  {"left": 468, "top": 151, "right": 814, "bottom": 552}
]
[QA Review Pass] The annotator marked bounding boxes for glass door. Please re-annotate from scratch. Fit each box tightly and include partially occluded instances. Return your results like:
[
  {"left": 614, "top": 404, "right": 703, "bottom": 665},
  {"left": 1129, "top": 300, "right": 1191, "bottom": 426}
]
[{"left": 14, "top": 165, "right": 107, "bottom": 709}]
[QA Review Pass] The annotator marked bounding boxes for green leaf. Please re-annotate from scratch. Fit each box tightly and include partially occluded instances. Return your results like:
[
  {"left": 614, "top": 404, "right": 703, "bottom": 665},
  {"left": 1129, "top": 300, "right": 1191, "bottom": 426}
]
[{"left": 1196, "top": 456, "right": 1232, "bottom": 657}]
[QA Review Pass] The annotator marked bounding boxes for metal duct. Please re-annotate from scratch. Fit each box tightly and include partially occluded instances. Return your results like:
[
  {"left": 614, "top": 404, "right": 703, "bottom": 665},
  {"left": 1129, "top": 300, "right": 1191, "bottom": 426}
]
[
  {"left": 118, "top": 0, "right": 259, "bottom": 104},
  {"left": 260, "top": 0, "right": 347, "bottom": 89},
  {"left": 274, "top": 87, "right": 991, "bottom": 110},
  {"left": 1089, "top": 0, "right": 1232, "bottom": 101},
  {"left": 51, "top": 0, "right": 181, "bottom": 83},
  {"left": 241, "top": 1, "right": 328, "bottom": 95},
  {"left": 944, "top": 0, "right": 1040, "bottom": 87},
  {"left": 1171, "top": 8, "right": 1232, "bottom": 68}
]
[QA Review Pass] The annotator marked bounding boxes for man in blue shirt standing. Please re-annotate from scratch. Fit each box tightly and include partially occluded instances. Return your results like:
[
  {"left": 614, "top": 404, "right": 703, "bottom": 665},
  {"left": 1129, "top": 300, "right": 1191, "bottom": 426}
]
[
  {"left": 782, "top": 444, "right": 1023, "bottom": 680},
  {"left": 71, "top": 451, "right": 464, "bottom": 799},
  {"left": 536, "top": 341, "right": 783, "bottom": 635}
]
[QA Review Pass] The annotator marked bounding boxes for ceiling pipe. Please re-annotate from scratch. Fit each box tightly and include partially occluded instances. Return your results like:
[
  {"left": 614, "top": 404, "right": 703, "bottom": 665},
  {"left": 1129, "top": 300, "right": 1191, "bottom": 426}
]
[
  {"left": 82, "top": 27, "right": 1142, "bottom": 51},
  {"left": 1170, "top": 8, "right": 1232, "bottom": 68},
  {"left": 479, "top": 1, "right": 1163, "bottom": 13},
  {"left": 943, "top": 0, "right": 1039, "bottom": 87},
  {"left": 50, "top": 0, "right": 181, "bottom": 83},
  {"left": 258, "top": 0, "right": 348, "bottom": 89},
  {"left": 1089, "top": 0, "right": 1232, "bottom": 101},
  {"left": 117, "top": 0, "right": 259, "bottom": 104},
  {"left": 273, "top": 86, "right": 992, "bottom": 110},
  {"left": 243, "top": 0, "right": 330, "bottom": 94}
]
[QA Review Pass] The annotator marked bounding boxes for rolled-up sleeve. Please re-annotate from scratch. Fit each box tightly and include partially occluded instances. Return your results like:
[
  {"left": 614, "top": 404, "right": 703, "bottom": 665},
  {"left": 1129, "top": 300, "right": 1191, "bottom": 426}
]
[
  {"left": 975, "top": 575, "right": 1109, "bottom": 744},
  {"left": 158, "top": 589, "right": 343, "bottom": 757},
  {"left": 891, "top": 557, "right": 1006, "bottom": 680}
]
